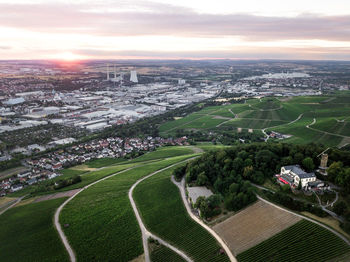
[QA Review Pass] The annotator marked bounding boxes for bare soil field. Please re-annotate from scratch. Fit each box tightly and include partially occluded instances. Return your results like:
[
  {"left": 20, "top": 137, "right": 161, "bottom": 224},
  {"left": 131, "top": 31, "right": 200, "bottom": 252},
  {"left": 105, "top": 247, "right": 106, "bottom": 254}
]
[
  {"left": 33, "top": 189, "right": 80, "bottom": 203},
  {"left": 213, "top": 200, "right": 301, "bottom": 255}
]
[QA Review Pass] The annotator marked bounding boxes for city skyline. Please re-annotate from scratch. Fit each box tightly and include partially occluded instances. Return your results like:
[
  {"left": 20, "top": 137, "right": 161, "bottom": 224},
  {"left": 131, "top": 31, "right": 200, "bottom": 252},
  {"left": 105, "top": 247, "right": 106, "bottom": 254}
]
[{"left": 1, "top": 0, "right": 350, "bottom": 60}]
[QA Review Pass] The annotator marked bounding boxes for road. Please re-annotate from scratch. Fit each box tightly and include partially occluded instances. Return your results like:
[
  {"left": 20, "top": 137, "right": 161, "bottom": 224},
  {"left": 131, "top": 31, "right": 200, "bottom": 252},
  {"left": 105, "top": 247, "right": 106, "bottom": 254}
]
[
  {"left": 0, "top": 195, "right": 26, "bottom": 216},
  {"left": 257, "top": 195, "right": 350, "bottom": 246},
  {"left": 172, "top": 176, "right": 237, "bottom": 262},
  {"left": 129, "top": 160, "right": 195, "bottom": 262},
  {"left": 262, "top": 113, "right": 303, "bottom": 141}
]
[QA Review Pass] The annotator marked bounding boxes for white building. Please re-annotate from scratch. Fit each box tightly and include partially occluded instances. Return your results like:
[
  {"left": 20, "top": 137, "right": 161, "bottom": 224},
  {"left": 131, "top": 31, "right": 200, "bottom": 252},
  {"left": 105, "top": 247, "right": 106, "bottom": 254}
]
[{"left": 280, "top": 165, "right": 316, "bottom": 188}]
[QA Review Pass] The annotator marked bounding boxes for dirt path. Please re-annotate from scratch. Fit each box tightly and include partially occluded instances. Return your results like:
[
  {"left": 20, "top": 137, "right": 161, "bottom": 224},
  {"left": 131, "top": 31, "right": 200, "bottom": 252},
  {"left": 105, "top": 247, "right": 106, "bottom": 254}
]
[
  {"left": 257, "top": 195, "right": 350, "bottom": 246},
  {"left": 129, "top": 160, "right": 196, "bottom": 262},
  {"left": 188, "top": 146, "right": 204, "bottom": 154},
  {"left": 172, "top": 176, "right": 237, "bottom": 262},
  {"left": 0, "top": 195, "right": 26, "bottom": 216}
]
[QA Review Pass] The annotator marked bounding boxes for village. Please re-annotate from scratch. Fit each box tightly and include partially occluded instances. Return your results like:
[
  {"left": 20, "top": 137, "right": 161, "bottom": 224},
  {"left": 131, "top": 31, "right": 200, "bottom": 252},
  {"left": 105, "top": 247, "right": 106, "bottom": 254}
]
[{"left": 0, "top": 136, "right": 188, "bottom": 196}]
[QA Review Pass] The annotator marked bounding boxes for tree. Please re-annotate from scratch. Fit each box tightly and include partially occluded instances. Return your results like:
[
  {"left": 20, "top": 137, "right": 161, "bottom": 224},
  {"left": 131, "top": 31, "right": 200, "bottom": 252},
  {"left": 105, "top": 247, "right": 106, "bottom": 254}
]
[
  {"left": 327, "top": 162, "right": 344, "bottom": 182},
  {"left": 302, "top": 157, "right": 315, "bottom": 172},
  {"left": 197, "top": 172, "right": 208, "bottom": 186},
  {"left": 333, "top": 201, "right": 347, "bottom": 216}
]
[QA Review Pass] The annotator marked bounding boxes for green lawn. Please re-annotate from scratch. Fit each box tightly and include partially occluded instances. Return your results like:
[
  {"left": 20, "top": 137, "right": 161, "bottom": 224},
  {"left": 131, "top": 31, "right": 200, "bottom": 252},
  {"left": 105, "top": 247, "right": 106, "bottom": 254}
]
[
  {"left": 133, "top": 166, "right": 230, "bottom": 262},
  {"left": 60, "top": 155, "right": 195, "bottom": 262},
  {"left": 237, "top": 220, "right": 350, "bottom": 262},
  {"left": 0, "top": 198, "right": 69, "bottom": 262}
]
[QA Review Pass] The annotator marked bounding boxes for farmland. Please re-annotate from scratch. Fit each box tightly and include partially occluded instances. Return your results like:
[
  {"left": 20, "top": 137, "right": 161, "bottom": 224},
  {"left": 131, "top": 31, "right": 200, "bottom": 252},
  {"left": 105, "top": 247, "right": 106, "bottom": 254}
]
[
  {"left": 0, "top": 198, "right": 69, "bottom": 262},
  {"left": 150, "top": 243, "right": 186, "bottom": 262},
  {"left": 213, "top": 200, "right": 301, "bottom": 255},
  {"left": 237, "top": 220, "right": 350, "bottom": 262},
  {"left": 59, "top": 155, "right": 196, "bottom": 262},
  {"left": 133, "top": 166, "right": 230, "bottom": 262},
  {"left": 159, "top": 92, "right": 350, "bottom": 147}
]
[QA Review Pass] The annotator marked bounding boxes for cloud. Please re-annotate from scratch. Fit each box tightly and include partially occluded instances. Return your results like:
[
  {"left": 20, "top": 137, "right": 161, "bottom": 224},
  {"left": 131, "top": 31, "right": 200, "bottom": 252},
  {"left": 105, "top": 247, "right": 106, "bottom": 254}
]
[
  {"left": 0, "top": 2, "right": 350, "bottom": 41},
  {"left": 0, "top": 46, "right": 11, "bottom": 49}
]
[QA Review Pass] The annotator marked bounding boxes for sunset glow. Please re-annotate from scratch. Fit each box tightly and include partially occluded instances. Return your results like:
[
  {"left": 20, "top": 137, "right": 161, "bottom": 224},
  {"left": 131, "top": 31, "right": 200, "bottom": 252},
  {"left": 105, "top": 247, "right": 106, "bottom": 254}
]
[{"left": 0, "top": 0, "right": 350, "bottom": 60}]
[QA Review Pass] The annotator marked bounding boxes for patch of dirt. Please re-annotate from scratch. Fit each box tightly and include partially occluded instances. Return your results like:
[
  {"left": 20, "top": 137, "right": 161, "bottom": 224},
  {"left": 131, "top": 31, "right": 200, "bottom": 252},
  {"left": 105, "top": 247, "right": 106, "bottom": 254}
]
[
  {"left": 129, "top": 254, "right": 145, "bottom": 262},
  {"left": 213, "top": 200, "right": 301, "bottom": 255},
  {"left": 69, "top": 165, "right": 97, "bottom": 171},
  {"left": 33, "top": 189, "right": 80, "bottom": 203},
  {"left": 212, "top": 115, "right": 232, "bottom": 120}
]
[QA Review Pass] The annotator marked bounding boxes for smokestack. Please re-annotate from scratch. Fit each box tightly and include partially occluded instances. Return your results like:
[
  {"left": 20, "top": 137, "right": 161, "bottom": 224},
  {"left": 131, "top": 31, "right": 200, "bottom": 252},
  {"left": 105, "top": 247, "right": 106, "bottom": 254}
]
[
  {"left": 114, "top": 64, "right": 116, "bottom": 79},
  {"left": 107, "top": 64, "right": 110, "bottom": 80},
  {"left": 130, "top": 70, "right": 138, "bottom": 83}
]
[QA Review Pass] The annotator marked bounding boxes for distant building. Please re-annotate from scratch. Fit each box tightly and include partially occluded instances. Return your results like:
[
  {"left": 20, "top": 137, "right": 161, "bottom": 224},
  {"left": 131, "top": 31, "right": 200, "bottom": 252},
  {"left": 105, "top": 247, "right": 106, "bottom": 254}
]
[
  {"left": 130, "top": 70, "right": 138, "bottom": 83},
  {"left": 178, "top": 79, "right": 186, "bottom": 85},
  {"left": 3, "top": 97, "right": 25, "bottom": 105}
]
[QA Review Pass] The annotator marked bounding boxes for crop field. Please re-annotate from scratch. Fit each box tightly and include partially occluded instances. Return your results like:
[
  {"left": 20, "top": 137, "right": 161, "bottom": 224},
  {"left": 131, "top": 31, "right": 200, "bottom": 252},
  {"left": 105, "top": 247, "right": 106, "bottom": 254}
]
[
  {"left": 60, "top": 155, "right": 195, "bottom": 262},
  {"left": 222, "top": 118, "right": 286, "bottom": 129},
  {"left": 213, "top": 200, "right": 301, "bottom": 255},
  {"left": 312, "top": 118, "right": 350, "bottom": 136},
  {"left": 150, "top": 244, "right": 185, "bottom": 262},
  {"left": 130, "top": 146, "right": 196, "bottom": 162},
  {"left": 237, "top": 220, "right": 350, "bottom": 262},
  {"left": 133, "top": 167, "right": 230, "bottom": 262},
  {"left": 0, "top": 198, "right": 69, "bottom": 262},
  {"left": 159, "top": 92, "right": 350, "bottom": 147}
]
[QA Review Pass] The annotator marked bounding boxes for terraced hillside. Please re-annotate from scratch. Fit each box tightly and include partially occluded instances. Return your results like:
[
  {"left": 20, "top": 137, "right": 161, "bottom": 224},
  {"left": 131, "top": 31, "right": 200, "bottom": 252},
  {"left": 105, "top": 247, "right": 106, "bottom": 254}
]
[{"left": 159, "top": 92, "right": 350, "bottom": 147}]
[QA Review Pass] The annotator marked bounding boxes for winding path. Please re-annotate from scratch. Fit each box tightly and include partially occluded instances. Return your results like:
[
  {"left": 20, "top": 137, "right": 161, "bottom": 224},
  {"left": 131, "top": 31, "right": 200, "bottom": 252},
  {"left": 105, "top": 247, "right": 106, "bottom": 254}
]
[
  {"left": 172, "top": 176, "right": 237, "bottom": 262},
  {"left": 129, "top": 161, "right": 195, "bottom": 262}
]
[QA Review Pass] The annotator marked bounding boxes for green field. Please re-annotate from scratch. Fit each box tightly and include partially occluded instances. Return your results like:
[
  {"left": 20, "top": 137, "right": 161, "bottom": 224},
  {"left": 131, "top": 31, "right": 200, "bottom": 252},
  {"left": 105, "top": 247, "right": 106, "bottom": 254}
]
[
  {"left": 159, "top": 92, "right": 350, "bottom": 147},
  {"left": 237, "top": 220, "right": 350, "bottom": 262},
  {"left": 0, "top": 198, "right": 69, "bottom": 262},
  {"left": 60, "top": 155, "right": 195, "bottom": 262},
  {"left": 133, "top": 166, "right": 230, "bottom": 262},
  {"left": 150, "top": 244, "right": 186, "bottom": 262}
]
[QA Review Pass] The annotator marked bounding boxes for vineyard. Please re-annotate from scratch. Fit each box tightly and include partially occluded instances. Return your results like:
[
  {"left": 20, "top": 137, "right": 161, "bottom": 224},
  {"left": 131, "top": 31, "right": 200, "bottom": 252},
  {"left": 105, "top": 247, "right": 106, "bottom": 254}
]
[
  {"left": 159, "top": 92, "right": 350, "bottom": 147},
  {"left": 133, "top": 167, "right": 230, "bottom": 262},
  {"left": 150, "top": 243, "right": 185, "bottom": 262},
  {"left": 237, "top": 220, "right": 350, "bottom": 262},
  {"left": 0, "top": 198, "right": 69, "bottom": 262},
  {"left": 213, "top": 200, "right": 301, "bottom": 254},
  {"left": 60, "top": 155, "right": 194, "bottom": 261}
]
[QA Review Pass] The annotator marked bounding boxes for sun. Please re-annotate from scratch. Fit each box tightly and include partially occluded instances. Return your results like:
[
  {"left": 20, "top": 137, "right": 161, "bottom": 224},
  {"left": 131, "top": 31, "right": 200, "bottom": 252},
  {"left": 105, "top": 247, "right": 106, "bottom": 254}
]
[{"left": 50, "top": 52, "right": 86, "bottom": 62}]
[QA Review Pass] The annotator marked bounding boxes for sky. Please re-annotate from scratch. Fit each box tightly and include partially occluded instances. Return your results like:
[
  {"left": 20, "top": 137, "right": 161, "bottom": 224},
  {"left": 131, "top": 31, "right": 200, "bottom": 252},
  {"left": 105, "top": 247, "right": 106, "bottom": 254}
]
[{"left": 1, "top": 0, "right": 350, "bottom": 60}]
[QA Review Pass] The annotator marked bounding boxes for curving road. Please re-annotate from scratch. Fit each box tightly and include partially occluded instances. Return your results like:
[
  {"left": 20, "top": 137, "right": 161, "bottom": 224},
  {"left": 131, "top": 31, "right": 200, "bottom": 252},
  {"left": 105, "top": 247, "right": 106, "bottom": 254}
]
[
  {"left": 129, "top": 160, "right": 195, "bottom": 262},
  {"left": 172, "top": 176, "right": 237, "bottom": 262}
]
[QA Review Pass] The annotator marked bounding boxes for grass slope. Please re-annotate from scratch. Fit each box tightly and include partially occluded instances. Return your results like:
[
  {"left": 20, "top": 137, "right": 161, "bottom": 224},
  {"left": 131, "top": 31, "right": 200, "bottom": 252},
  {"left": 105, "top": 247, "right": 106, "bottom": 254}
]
[
  {"left": 60, "top": 155, "right": 195, "bottom": 262},
  {"left": 133, "top": 167, "right": 230, "bottom": 262},
  {"left": 237, "top": 220, "right": 350, "bottom": 262},
  {"left": 0, "top": 198, "right": 69, "bottom": 262}
]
